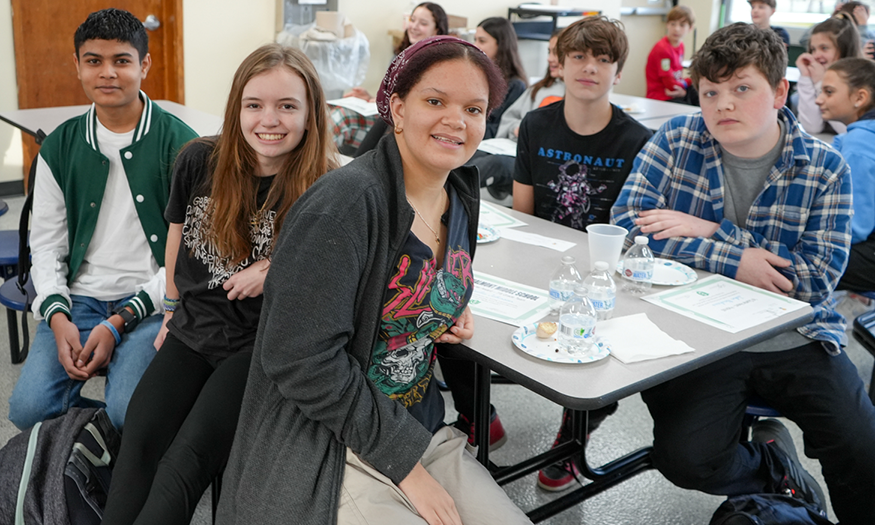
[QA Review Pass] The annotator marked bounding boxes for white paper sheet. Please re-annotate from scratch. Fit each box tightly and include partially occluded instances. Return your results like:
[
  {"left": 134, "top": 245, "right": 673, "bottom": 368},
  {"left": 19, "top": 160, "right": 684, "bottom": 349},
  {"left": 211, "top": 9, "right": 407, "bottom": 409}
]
[
  {"left": 596, "top": 313, "right": 695, "bottom": 363},
  {"left": 497, "top": 228, "right": 576, "bottom": 252},
  {"left": 641, "top": 275, "right": 809, "bottom": 333},
  {"left": 476, "top": 138, "right": 518, "bottom": 156},
  {"left": 469, "top": 272, "right": 553, "bottom": 327},
  {"left": 326, "top": 98, "right": 379, "bottom": 116},
  {"left": 479, "top": 202, "right": 527, "bottom": 229}
]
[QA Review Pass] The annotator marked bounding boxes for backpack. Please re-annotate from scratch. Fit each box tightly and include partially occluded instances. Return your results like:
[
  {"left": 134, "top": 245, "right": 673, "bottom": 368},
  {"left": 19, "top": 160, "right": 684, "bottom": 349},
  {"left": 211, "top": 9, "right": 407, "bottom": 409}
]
[
  {"left": 0, "top": 407, "right": 120, "bottom": 525},
  {"left": 710, "top": 493, "right": 834, "bottom": 525}
]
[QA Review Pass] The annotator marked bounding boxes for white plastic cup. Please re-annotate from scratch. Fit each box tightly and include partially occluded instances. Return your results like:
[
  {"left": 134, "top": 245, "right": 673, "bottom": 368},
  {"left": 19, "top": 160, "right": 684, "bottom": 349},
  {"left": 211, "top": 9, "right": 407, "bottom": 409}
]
[{"left": 585, "top": 224, "right": 628, "bottom": 273}]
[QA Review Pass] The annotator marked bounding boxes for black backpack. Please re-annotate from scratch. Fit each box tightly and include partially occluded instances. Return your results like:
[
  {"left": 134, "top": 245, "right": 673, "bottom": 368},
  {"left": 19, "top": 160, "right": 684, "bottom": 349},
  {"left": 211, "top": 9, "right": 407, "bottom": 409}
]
[
  {"left": 0, "top": 408, "right": 120, "bottom": 525},
  {"left": 710, "top": 493, "right": 834, "bottom": 525}
]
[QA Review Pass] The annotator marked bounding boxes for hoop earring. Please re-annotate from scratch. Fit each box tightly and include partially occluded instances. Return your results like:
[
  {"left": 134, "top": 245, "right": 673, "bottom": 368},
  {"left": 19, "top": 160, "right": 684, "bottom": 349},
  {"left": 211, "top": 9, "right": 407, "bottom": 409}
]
[{"left": 394, "top": 125, "right": 403, "bottom": 134}]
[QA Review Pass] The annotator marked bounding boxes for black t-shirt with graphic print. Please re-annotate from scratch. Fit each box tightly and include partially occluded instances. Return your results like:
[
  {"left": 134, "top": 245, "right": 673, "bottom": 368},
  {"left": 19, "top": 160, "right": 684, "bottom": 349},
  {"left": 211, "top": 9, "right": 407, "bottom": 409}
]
[
  {"left": 165, "top": 139, "right": 276, "bottom": 357},
  {"left": 514, "top": 101, "right": 652, "bottom": 230},
  {"left": 368, "top": 185, "right": 474, "bottom": 433}
]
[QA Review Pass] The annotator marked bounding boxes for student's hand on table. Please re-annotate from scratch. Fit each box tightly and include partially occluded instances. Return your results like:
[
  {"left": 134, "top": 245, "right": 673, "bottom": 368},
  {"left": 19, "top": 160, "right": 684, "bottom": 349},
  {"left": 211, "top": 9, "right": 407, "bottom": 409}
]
[
  {"left": 223, "top": 259, "right": 271, "bottom": 301},
  {"left": 344, "top": 87, "right": 373, "bottom": 101},
  {"left": 398, "top": 462, "right": 462, "bottom": 525},
  {"left": 635, "top": 210, "right": 720, "bottom": 240},
  {"left": 437, "top": 306, "right": 474, "bottom": 344},
  {"left": 51, "top": 314, "right": 88, "bottom": 380},
  {"left": 736, "top": 248, "right": 793, "bottom": 295},
  {"left": 154, "top": 311, "right": 173, "bottom": 350},
  {"left": 665, "top": 85, "right": 686, "bottom": 98},
  {"left": 79, "top": 320, "right": 117, "bottom": 379}
]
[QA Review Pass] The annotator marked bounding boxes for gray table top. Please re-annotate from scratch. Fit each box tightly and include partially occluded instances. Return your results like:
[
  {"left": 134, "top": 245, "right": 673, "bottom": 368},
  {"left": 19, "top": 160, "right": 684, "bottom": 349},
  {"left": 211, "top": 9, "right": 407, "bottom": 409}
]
[
  {"left": 609, "top": 93, "right": 699, "bottom": 122},
  {"left": 0, "top": 100, "right": 223, "bottom": 139},
  {"left": 463, "top": 207, "right": 814, "bottom": 410}
]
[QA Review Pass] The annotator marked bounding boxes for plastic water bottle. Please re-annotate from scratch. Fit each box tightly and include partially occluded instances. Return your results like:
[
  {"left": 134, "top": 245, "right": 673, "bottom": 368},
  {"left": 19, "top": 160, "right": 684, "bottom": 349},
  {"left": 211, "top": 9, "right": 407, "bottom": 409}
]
[
  {"left": 558, "top": 285, "right": 598, "bottom": 356},
  {"left": 549, "top": 255, "right": 583, "bottom": 312},
  {"left": 622, "top": 236, "right": 654, "bottom": 295},
  {"left": 584, "top": 261, "right": 616, "bottom": 320}
]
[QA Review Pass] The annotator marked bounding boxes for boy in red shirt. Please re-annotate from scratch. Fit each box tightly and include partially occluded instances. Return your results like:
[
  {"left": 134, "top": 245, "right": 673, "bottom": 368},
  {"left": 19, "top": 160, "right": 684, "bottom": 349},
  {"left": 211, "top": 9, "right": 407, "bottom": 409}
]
[{"left": 645, "top": 5, "right": 696, "bottom": 104}]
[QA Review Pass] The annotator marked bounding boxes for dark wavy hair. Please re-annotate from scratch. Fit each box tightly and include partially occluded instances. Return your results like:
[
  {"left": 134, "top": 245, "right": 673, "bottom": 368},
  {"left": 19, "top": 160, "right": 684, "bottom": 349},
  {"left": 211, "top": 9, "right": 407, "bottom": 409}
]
[
  {"left": 392, "top": 41, "right": 507, "bottom": 115},
  {"left": 74, "top": 8, "right": 148, "bottom": 62},
  {"left": 395, "top": 3, "right": 449, "bottom": 55},
  {"left": 690, "top": 22, "right": 787, "bottom": 90},
  {"left": 477, "top": 17, "right": 527, "bottom": 85}
]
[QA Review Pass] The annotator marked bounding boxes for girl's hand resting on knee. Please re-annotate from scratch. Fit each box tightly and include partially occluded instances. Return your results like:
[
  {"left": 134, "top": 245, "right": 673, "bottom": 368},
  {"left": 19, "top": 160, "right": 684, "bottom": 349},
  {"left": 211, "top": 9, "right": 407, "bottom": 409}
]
[
  {"left": 223, "top": 259, "right": 271, "bottom": 301},
  {"left": 399, "top": 462, "right": 462, "bottom": 525}
]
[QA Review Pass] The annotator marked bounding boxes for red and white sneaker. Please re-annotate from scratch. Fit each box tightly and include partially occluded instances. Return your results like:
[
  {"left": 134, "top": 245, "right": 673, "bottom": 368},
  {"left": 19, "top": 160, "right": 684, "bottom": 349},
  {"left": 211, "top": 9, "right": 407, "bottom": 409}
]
[{"left": 455, "top": 408, "right": 508, "bottom": 452}]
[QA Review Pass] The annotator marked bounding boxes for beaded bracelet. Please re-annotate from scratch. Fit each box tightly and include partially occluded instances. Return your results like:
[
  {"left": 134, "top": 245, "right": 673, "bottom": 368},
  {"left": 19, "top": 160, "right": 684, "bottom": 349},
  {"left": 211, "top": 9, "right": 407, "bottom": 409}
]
[
  {"left": 99, "top": 320, "right": 122, "bottom": 346},
  {"left": 163, "top": 295, "right": 179, "bottom": 313}
]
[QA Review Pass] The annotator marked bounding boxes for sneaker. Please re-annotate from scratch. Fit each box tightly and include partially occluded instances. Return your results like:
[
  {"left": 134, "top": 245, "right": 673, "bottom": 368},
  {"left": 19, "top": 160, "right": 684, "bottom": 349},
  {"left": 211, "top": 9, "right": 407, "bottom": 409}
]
[
  {"left": 751, "top": 418, "right": 826, "bottom": 510},
  {"left": 537, "top": 410, "right": 587, "bottom": 492},
  {"left": 455, "top": 408, "right": 507, "bottom": 452}
]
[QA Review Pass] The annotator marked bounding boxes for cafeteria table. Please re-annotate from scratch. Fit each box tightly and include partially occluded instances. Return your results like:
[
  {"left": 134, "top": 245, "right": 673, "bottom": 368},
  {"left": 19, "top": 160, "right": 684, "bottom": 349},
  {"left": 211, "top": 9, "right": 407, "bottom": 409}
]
[{"left": 463, "top": 207, "right": 814, "bottom": 521}]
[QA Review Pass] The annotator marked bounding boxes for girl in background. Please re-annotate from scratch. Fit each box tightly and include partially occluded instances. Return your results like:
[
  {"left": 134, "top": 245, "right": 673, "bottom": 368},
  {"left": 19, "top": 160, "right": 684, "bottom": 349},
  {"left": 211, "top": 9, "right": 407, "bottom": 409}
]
[
  {"left": 102, "top": 44, "right": 338, "bottom": 525},
  {"left": 816, "top": 57, "right": 875, "bottom": 292},
  {"left": 796, "top": 12, "right": 862, "bottom": 134},
  {"left": 474, "top": 17, "right": 528, "bottom": 139}
]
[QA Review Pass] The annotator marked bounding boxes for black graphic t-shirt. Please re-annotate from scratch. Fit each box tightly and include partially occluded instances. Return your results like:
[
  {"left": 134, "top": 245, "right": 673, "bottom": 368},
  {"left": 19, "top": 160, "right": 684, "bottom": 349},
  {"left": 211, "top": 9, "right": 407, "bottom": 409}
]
[
  {"left": 368, "top": 185, "right": 474, "bottom": 433},
  {"left": 514, "top": 101, "right": 652, "bottom": 230},
  {"left": 164, "top": 140, "right": 276, "bottom": 357}
]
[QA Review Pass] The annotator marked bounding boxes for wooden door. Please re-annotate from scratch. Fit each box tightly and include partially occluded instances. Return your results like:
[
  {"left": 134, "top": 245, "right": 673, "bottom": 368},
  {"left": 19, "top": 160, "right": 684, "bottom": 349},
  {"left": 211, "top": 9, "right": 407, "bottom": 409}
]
[{"left": 11, "top": 0, "right": 184, "bottom": 180}]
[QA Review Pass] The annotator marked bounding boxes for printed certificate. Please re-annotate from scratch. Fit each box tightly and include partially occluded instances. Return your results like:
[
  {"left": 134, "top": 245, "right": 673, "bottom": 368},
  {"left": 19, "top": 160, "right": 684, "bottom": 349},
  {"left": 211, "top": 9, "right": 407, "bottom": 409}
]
[
  {"left": 642, "top": 275, "right": 809, "bottom": 333},
  {"left": 479, "top": 202, "right": 527, "bottom": 229},
  {"left": 469, "top": 272, "right": 552, "bottom": 327}
]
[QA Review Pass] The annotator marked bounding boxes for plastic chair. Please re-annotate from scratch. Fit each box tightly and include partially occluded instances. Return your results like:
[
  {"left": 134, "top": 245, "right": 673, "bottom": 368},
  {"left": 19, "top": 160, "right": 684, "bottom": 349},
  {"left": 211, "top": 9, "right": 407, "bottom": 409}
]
[
  {"left": 851, "top": 309, "right": 875, "bottom": 404},
  {"left": 0, "top": 277, "right": 34, "bottom": 363}
]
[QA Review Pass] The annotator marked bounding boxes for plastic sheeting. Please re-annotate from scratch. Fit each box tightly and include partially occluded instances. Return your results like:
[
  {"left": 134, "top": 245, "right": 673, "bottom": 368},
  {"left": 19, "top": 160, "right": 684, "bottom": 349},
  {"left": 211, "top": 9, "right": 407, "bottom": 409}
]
[{"left": 277, "top": 22, "right": 370, "bottom": 99}]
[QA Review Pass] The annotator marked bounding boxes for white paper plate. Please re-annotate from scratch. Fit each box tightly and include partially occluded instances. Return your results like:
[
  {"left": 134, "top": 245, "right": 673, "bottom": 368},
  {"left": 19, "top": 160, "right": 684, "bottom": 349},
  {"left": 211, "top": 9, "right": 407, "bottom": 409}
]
[
  {"left": 477, "top": 225, "right": 500, "bottom": 244},
  {"left": 511, "top": 323, "right": 611, "bottom": 364},
  {"left": 617, "top": 258, "right": 697, "bottom": 286}
]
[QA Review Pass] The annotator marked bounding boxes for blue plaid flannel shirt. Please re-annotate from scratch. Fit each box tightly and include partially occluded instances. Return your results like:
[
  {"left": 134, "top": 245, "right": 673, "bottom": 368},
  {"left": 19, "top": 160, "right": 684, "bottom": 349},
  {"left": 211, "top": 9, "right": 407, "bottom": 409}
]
[{"left": 611, "top": 107, "right": 852, "bottom": 352}]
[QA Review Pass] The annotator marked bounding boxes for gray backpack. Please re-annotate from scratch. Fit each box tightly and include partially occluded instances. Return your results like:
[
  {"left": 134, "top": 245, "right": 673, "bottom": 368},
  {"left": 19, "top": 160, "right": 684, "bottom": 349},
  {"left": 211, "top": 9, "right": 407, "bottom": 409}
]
[{"left": 0, "top": 408, "right": 120, "bottom": 525}]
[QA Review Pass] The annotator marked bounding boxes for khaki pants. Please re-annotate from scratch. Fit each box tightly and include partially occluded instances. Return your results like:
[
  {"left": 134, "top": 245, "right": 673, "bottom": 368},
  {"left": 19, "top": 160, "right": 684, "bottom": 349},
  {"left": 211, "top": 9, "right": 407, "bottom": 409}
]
[{"left": 338, "top": 426, "right": 532, "bottom": 525}]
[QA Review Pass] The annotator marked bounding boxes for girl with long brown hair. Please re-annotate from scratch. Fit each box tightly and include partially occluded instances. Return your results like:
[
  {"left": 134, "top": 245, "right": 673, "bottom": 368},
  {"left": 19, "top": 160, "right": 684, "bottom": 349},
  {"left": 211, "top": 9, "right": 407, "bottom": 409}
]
[{"left": 102, "top": 43, "right": 338, "bottom": 525}]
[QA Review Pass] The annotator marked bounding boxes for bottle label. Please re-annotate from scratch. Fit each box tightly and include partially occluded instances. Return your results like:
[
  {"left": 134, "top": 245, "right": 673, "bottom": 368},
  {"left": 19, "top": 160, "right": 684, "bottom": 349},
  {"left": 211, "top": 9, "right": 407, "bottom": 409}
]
[
  {"left": 624, "top": 268, "right": 653, "bottom": 281},
  {"left": 590, "top": 297, "right": 615, "bottom": 311},
  {"left": 549, "top": 288, "right": 574, "bottom": 301},
  {"left": 559, "top": 324, "right": 594, "bottom": 338}
]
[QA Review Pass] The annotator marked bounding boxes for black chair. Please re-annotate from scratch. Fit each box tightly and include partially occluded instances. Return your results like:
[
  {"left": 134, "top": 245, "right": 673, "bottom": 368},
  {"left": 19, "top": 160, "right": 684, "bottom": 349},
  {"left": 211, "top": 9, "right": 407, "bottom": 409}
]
[{"left": 851, "top": 309, "right": 875, "bottom": 404}]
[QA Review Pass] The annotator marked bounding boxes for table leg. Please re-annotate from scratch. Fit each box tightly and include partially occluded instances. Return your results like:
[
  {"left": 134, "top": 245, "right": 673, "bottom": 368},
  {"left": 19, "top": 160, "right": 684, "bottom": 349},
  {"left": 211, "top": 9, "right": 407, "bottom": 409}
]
[{"left": 473, "top": 361, "right": 492, "bottom": 465}]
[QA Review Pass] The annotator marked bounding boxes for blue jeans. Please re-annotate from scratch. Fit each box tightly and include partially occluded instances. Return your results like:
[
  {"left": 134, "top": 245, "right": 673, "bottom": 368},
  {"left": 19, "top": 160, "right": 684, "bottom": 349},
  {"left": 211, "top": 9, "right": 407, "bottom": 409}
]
[
  {"left": 8, "top": 294, "right": 160, "bottom": 430},
  {"left": 642, "top": 341, "right": 875, "bottom": 525}
]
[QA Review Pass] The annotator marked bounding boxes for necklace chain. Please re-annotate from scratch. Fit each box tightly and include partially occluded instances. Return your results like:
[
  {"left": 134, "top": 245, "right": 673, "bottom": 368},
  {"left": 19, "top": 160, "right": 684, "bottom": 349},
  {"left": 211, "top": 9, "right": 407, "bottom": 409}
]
[{"left": 408, "top": 199, "right": 441, "bottom": 245}]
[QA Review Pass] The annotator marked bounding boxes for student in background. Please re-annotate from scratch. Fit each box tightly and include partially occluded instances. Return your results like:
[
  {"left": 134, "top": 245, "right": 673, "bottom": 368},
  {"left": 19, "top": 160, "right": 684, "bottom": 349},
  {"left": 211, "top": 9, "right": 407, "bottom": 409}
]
[
  {"left": 613, "top": 23, "right": 875, "bottom": 525},
  {"left": 796, "top": 12, "right": 861, "bottom": 134},
  {"left": 474, "top": 17, "right": 528, "bottom": 139},
  {"left": 216, "top": 36, "right": 533, "bottom": 525},
  {"left": 750, "top": 0, "right": 790, "bottom": 46},
  {"left": 645, "top": 5, "right": 697, "bottom": 105},
  {"left": 816, "top": 57, "right": 875, "bottom": 292},
  {"left": 102, "top": 44, "right": 339, "bottom": 525},
  {"left": 512, "top": 15, "right": 652, "bottom": 493},
  {"left": 8, "top": 8, "right": 198, "bottom": 431}
]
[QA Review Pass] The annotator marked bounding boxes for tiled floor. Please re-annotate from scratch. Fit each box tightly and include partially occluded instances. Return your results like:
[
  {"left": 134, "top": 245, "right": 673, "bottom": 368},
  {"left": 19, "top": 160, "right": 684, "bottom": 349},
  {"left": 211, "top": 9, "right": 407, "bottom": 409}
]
[{"left": 0, "top": 193, "right": 871, "bottom": 524}]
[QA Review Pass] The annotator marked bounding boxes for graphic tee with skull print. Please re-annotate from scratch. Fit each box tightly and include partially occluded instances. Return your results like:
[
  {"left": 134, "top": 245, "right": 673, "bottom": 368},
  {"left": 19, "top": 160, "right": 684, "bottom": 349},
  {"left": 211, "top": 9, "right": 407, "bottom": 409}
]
[{"left": 368, "top": 185, "right": 474, "bottom": 432}]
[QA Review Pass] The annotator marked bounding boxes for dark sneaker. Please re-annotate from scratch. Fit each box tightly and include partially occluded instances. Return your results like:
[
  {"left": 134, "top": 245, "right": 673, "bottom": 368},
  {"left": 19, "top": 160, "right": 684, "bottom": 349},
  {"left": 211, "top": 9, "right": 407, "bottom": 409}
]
[
  {"left": 455, "top": 407, "right": 507, "bottom": 452},
  {"left": 751, "top": 418, "right": 826, "bottom": 511}
]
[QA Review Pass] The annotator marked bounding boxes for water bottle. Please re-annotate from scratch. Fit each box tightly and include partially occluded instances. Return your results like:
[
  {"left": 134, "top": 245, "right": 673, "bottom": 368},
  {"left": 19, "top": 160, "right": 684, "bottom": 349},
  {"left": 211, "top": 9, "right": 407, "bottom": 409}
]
[
  {"left": 622, "top": 236, "right": 654, "bottom": 295},
  {"left": 584, "top": 261, "right": 616, "bottom": 320},
  {"left": 558, "top": 285, "right": 598, "bottom": 356},
  {"left": 549, "top": 255, "right": 583, "bottom": 312}
]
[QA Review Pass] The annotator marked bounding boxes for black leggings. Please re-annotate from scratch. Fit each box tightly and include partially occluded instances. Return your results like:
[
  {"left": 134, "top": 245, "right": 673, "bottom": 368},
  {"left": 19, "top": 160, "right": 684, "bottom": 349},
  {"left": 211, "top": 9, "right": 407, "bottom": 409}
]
[
  {"left": 837, "top": 236, "right": 875, "bottom": 293},
  {"left": 102, "top": 333, "right": 251, "bottom": 525}
]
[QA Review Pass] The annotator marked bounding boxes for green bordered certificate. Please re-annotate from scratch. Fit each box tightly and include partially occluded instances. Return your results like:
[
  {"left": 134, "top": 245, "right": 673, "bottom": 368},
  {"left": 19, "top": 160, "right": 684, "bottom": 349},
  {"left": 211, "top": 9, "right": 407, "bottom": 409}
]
[
  {"left": 479, "top": 202, "right": 527, "bottom": 229},
  {"left": 641, "top": 275, "right": 808, "bottom": 333},
  {"left": 469, "top": 271, "right": 552, "bottom": 327}
]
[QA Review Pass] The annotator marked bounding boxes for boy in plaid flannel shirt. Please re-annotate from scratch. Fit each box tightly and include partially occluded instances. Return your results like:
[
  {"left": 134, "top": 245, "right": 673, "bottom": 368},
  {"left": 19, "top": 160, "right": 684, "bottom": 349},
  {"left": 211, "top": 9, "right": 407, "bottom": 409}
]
[{"left": 612, "top": 23, "right": 875, "bottom": 525}]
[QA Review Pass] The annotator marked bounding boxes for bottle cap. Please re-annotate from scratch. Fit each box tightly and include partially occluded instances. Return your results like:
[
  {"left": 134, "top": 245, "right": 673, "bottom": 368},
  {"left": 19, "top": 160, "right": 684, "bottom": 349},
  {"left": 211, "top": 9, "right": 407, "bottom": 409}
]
[
  {"left": 561, "top": 255, "right": 576, "bottom": 264},
  {"left": 594, "top": 261, "right": 609, "bottom": 271},
  {"left": 634, "top": 235, "right": 649, "bottom": 244}
]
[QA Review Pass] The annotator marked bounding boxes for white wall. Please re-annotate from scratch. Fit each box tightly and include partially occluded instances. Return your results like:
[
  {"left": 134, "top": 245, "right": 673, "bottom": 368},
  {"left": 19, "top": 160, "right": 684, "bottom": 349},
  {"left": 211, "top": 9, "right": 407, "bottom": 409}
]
[{"left": 0, "top": 0, "right": 23, "bottom": 183}]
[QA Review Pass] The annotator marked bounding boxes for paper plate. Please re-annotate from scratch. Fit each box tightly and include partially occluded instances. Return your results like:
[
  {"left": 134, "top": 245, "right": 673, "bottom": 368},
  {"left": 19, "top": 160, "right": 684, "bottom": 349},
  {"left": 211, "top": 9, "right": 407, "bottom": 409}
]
[
  {"left": 511, "top": 323, "right": 611, "bottom": 364},
  {"left": 617, "top": 258, "right": 697, "bottom": 286},
  {"left": 621, "top": 104, "right": 645, "bottom": 114},
  {"left": 477, "top": 225, "right": 500, "bottom": 244}
]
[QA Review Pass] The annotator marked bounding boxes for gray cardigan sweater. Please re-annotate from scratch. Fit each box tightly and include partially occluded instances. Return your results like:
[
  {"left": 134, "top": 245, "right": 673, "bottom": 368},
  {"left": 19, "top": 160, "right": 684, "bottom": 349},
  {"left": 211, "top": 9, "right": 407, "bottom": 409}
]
[{"left": 216, "top": 135, "right": 480, "bottom": 524}]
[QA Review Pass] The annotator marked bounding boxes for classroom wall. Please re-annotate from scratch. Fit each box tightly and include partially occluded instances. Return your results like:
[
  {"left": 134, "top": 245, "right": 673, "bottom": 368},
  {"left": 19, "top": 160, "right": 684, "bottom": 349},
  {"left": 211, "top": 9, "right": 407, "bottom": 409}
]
[{"left": 0, "top": 0, "right": 23, "bottom": 184}]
